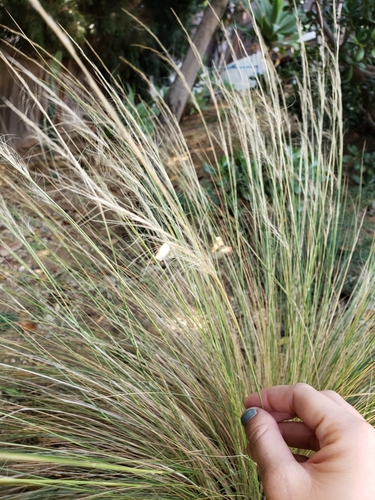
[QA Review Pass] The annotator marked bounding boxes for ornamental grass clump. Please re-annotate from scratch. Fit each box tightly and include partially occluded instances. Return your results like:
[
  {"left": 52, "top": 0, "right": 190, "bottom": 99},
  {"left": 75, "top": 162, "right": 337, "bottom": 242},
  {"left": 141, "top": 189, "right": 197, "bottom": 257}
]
[{"left": 0, "top": 5, "right": 374, "bottom": 499}]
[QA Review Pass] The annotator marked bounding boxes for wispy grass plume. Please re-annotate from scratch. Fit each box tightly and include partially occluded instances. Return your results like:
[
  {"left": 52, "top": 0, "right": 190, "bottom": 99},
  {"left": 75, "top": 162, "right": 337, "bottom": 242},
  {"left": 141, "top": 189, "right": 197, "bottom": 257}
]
[{"left": 0, "top": 5, "right": 374, "bottom": 499}]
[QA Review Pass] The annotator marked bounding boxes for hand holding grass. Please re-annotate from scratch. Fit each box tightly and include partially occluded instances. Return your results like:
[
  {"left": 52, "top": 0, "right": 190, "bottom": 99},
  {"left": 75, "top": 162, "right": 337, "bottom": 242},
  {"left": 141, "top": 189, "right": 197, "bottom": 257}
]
[{"left": 242, "top": 384, "right": 375, "bottom": 500}]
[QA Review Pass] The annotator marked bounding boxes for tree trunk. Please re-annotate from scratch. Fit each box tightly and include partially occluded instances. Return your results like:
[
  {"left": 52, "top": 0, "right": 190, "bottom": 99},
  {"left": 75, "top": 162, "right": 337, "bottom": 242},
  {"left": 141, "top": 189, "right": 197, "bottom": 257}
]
[{"left": 165, "top": 0, "right": 229, "bottom": 123}]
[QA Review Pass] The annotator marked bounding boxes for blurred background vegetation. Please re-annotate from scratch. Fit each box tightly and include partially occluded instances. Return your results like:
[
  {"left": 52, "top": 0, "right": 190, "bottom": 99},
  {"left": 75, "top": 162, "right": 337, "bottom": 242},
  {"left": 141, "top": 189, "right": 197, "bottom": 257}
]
[
  {"left": 1, "top": 0, "right": 374, "bottom": 126},
  {"left": 0, "top": 0, "right": 207, "bottom": 91},
  {"left": 1, "top": 0, "right": 374, "bottom": 274}
]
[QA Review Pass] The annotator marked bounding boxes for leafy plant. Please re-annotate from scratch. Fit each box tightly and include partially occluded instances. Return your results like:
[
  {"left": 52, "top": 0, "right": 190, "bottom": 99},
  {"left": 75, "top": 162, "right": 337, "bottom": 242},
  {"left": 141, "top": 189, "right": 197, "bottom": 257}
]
[
  {"left": 203, "top": 151, "right": 251, "bottom": 211},
  {"left": 203, "top": 146, "right": 326, "bottom": 214},
  {"left": 185, "top": 69, "right": 230, "bottom": 116},
  {"left": 122, "top": 85, "right": 160, "bottom": 135},
  {"left": 307, "top": 0, "right": 375, "bottom": 128},
  {"left": 0, "top": 313, "right": 18, "bottom": 331},
  {"left": 187, "top": 85, "right": 211, "bottom": 115},
  {"left": 343, "top": 144, "right": 375, "bottom": 185},
  {"left": 241, "top": 0, "right": 301, "bottom": 50},
  {"left": 0, "top": 0, "right": 208, "bottom": 92}
]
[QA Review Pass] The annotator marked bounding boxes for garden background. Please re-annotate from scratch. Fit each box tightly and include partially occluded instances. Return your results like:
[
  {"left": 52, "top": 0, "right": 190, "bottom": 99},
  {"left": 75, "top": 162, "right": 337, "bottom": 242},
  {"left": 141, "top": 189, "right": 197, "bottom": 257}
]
[{"left": 0, "top": 0, "right": 374, "bottom": 498}]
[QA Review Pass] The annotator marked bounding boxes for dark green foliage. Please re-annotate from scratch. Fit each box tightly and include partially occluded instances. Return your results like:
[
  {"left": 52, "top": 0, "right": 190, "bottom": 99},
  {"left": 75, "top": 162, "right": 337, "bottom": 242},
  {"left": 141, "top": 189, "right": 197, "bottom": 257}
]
[
  {"left": 306, "top": 0, "right": 375, "bottom": 128},
  {"left": 203, "top": 151, "right": 253, "bottom": 212},
  {"left": 344, "top": 144, "right": 375, "bottom": 186},
  {"left": 242, "top": 0, "right": 301, "bottom": 50},
  {"left": 0, "top": 0, "right": 87, "bottom": 51},
  {"left": 0, "top": 312, "right": 18, "bottom": 331},
  {"left": 336, "top": 185, "right": 375, "bottom": 296},
  {"left": 0, "top": 0, "right": 205, "bottom": 90},
  {"left": 203, "top": 147, "right": 324, "bottom": 213},
  {"left": 243, "top": 0, "right": 375, "bottom": 129}
]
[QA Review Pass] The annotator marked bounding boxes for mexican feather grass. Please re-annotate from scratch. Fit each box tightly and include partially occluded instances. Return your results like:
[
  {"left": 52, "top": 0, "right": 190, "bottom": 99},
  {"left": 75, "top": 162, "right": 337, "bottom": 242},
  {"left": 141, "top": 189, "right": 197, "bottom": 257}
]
[{"left": 0, "top": 4, "right": 374, "bottom": 498}]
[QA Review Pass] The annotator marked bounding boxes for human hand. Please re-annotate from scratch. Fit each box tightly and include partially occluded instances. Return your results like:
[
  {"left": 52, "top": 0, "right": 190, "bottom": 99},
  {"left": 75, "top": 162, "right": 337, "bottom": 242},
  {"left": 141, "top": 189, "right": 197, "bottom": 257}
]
[{"left": 242, "top": 383, "right": 375, "bottom": 500}]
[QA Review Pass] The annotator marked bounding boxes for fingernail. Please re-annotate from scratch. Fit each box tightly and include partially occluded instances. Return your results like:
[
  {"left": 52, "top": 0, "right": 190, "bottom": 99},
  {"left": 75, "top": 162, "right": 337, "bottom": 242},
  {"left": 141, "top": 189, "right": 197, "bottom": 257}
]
[{"left": 241, "top": 408, "right": 257, "bottom": 426}]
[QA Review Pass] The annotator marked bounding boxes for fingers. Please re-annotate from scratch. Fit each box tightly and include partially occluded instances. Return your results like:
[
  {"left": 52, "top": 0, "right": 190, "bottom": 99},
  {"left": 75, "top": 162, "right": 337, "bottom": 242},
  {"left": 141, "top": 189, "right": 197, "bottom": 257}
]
[
  {"left": 278, "top": 421, "right": 320, "bottom": 451},
  {"left": 293, "top": 454, "right": 309, "bottom": 463},
  {"left": 241, "top": 407, "right": 300, "bottom": 484},
  {"left": 244, "top": 384, "right": 357, "bottom": 447},
  {"left": 245, "top": 386, "right": 363, "bottom": 422},
  {"left": 242, "top": 387, "right": 375, "bottom": 500},
  {"left": 320, "top": 390, "right": 365, "bottom": 420}
]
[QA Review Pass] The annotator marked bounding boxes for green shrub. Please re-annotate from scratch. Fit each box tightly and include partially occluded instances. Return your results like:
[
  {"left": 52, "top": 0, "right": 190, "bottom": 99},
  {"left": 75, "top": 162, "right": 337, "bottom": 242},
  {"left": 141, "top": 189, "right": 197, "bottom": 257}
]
[
  {"left": 343, "top": 144, "right": 375, "bottom": 186},
  {"left": 241, "top": 0, "right": 302, "bottom": 50},
  {"left": 203, "top": 146, "right": 327, "bottom": 216}
]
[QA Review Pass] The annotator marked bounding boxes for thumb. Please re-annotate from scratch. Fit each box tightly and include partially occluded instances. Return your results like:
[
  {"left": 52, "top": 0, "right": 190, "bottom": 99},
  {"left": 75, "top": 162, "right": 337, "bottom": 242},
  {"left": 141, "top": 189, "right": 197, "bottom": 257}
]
[{"left": 241, "top": 408, "right": 300, "bottom": 493}]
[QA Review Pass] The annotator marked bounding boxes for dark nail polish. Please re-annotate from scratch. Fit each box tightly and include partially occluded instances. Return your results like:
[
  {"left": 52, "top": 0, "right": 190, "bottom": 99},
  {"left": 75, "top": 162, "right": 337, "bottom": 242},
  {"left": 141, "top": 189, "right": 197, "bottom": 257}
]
[{"left": 241, "top": 408, "right": 257, "bottom": 426}]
